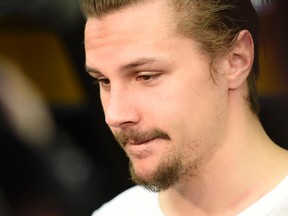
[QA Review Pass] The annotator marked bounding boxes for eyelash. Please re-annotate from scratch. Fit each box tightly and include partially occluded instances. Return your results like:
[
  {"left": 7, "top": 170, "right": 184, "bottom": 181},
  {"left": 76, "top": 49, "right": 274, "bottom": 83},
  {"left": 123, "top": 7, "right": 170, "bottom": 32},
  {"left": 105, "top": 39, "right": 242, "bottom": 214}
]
[
  {"left": 136, "top": 72, "right": 161, "bottom": 82},
  {"left": 93, "top": 77, "right": 110, "bottom": 87},
  {"left": 92, "top": 72, "right": 161, "bottom": 87}
]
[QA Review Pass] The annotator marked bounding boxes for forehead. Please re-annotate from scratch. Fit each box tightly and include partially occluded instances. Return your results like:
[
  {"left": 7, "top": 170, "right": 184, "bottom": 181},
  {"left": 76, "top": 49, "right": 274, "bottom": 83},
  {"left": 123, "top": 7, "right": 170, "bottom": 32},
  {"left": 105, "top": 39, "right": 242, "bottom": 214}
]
[
  {"left": 84, "top": 0, "right": 177, "bottom": 46},
  {"left": 84, "top": 0, "right": 207, "bottom": 75},
  {"left": 84, "top": 0, "right": 181, "bottom": 69}
]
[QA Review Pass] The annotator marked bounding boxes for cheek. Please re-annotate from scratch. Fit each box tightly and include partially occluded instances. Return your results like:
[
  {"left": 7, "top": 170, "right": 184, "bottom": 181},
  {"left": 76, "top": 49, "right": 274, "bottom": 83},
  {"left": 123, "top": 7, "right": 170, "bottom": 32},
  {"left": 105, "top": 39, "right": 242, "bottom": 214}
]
[
  {"left": 99, "top": 92, "right": 106, "bottom": 109},
  {"left": 99, "top": 91, "right": 111, "bottom": 118},
  {"left": 158, "top": 80, "right": 227, "bottom": 145}
]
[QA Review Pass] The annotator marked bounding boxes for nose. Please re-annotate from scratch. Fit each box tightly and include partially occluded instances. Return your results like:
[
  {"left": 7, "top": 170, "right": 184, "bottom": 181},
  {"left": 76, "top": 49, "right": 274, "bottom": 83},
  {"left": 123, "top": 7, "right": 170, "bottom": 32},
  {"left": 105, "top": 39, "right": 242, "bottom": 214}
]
[{"left": 102, "top": 87, "right": 140, "bottom": 129}]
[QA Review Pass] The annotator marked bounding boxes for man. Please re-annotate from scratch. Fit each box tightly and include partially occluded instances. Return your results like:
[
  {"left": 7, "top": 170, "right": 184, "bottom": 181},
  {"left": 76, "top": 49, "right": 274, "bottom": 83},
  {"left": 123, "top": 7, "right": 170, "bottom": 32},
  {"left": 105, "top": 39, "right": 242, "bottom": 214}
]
[{"left": 82, "top": 0, "right": 288, "bottom": 215}]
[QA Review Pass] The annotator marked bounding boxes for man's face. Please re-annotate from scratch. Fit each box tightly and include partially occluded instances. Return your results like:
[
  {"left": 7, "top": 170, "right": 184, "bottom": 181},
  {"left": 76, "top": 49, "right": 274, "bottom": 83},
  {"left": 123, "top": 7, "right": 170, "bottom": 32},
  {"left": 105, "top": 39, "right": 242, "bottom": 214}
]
[{"left": 85, "top": 0, "right": 229, "bottom": 191}]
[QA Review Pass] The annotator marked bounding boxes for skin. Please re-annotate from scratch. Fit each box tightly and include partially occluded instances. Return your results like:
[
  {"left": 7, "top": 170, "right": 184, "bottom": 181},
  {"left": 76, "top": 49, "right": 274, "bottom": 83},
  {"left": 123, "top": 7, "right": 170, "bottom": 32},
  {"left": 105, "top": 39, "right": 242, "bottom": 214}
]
[{"left": 84, "top": 0, "right": 288, "bottom": 215}]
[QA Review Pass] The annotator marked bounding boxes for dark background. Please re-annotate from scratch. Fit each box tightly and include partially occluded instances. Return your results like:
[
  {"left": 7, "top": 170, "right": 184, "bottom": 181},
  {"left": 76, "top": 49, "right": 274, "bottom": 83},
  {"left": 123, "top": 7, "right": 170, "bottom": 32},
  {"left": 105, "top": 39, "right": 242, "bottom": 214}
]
[{"left": 0, "top": 0, "right": 287, "bottom": 216}]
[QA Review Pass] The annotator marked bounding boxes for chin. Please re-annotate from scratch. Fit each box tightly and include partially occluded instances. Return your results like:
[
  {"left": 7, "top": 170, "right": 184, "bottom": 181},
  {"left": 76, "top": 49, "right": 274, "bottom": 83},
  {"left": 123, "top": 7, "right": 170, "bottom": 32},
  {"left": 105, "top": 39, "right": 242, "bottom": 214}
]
[{"left": 128, "top": 153, "right": 182, "bottom": 192}]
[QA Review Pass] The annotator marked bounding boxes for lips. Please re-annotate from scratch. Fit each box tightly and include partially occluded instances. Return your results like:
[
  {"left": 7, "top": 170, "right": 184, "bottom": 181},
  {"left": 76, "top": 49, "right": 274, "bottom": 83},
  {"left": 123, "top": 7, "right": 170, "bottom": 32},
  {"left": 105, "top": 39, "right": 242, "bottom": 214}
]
[
  {"left": 125, "top": 138, "right": 160, "bottom": 159},
  {"left": 114, "top": 128, "right": 171, "bottom": 148},
  {"left": 128, "top": 137, "right": 156, "bottom": 145}
]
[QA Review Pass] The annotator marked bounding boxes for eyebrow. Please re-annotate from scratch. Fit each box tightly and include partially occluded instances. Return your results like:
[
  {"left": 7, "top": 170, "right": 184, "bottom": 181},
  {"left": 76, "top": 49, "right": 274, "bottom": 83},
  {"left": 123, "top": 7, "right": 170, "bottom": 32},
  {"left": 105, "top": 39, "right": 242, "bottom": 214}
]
[
  {"left": 119, "top": 57, "right": 159, "bottom": 72},
  {"left": 85, "top": 57, "right": 163, "bottom": 75},
  {"left": 85, "top": 65, "right": 101, "bottom": 74}
]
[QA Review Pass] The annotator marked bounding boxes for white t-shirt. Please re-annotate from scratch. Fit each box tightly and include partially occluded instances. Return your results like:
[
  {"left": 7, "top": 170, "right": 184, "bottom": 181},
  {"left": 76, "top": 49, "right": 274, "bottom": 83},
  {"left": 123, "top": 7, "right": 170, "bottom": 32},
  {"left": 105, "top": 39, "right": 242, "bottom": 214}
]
[{"left": 92, "top": 176, "right": 288, "bottom": 216}]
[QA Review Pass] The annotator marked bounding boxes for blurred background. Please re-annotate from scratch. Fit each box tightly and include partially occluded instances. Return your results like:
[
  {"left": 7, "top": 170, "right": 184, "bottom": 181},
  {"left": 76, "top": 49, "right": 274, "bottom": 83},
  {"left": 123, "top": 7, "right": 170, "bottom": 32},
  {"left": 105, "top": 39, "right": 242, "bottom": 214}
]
[{"left": 0, "top": 0, "right": 287, "bottom": 216}]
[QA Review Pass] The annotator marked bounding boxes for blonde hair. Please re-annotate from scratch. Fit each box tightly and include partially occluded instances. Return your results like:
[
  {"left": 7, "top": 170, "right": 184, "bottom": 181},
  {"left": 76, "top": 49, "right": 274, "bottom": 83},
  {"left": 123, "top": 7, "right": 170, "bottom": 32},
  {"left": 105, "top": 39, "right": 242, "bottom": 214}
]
[{"left": 81, "top": 0, "right": 260, "bottom": 113}]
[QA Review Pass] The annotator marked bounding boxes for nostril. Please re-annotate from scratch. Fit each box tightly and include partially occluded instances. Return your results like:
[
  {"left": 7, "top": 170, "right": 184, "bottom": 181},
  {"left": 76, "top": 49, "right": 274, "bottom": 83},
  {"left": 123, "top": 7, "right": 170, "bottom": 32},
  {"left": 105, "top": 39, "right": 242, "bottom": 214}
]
[
  {"left": 105, "top": 106, "right": 140, "bottom": 129},
  {"left": 103, "top": 88, "right": 140, "bottom": 129},
  {"left": 119, "top": 121, "right": 137, "bottom": 130}
]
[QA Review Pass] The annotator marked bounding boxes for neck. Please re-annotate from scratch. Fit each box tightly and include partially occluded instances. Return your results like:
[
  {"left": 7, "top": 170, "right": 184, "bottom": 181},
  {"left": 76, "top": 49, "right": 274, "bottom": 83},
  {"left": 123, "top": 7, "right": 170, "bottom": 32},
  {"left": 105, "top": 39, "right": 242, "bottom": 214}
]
[{"left": 159, "top": 94, "right": 288, "bottom": 216}]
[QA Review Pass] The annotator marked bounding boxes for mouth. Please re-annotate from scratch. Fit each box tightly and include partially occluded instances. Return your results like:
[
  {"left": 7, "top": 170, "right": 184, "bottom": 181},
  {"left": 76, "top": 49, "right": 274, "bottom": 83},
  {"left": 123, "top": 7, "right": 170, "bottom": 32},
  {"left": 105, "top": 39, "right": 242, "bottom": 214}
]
[
  {"left": 125, "top": 137, "right": 162, "bottom": 160},
  {"left": 114, "top": 128, "right": 171, "bottom": 148},
  {"left": 128, "top": 137, "right": 157, "bottom": 146}
]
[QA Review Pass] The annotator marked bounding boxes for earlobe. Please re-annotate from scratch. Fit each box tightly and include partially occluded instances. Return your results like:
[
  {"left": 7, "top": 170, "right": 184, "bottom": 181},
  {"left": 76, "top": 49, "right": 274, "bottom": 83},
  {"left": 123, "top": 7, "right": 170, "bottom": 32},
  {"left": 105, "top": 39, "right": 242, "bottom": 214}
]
[{"left": 227, "top": 30, "right": 254, "bottom": 90}]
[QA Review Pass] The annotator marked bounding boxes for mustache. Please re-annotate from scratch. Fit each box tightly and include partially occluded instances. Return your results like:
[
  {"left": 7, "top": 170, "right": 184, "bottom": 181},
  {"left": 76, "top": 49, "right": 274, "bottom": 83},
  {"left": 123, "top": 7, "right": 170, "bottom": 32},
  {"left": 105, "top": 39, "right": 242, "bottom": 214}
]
[{"left": 114, "top": 128, "right": 171, "bottom": 147}]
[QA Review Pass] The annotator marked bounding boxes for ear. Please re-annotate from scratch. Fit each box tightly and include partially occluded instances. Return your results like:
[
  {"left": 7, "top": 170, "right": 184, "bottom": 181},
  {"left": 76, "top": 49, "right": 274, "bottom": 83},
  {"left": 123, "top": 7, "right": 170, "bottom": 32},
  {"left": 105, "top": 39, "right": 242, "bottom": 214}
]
[{"left": 227, "top": 30, "right": 254, "bottom": 90}]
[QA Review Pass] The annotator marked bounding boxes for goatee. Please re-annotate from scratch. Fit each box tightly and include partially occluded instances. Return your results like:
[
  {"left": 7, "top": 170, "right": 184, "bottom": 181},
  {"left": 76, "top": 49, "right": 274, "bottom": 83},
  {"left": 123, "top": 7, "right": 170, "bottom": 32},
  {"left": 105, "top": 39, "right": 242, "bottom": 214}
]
[{"left": 114, "top": 128, "right": 183, "bottom": 192}]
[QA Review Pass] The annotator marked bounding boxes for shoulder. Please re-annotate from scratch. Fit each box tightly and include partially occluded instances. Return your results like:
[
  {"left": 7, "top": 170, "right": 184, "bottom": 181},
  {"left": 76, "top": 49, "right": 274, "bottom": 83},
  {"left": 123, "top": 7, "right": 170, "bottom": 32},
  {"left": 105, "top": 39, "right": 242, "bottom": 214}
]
[
  {"left": 238, "top": 175, "right": 288, "bottom": 216},
  {"left": 92, "top": 186, "right": 162, "bottom": 216},
  {"left": 272, "top": 175, "right": 288, "bottom": 215}
]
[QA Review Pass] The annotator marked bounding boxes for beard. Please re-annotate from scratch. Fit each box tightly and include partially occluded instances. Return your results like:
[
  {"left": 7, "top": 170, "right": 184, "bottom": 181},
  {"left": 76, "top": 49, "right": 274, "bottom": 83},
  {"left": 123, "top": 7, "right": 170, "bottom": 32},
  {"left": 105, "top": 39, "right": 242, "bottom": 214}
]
[
  {"left": 129, "top": 151, "right": 183, "bottom": 192},
  {"left": 114, "top": 128, "right": 185, "bottom": 192}
]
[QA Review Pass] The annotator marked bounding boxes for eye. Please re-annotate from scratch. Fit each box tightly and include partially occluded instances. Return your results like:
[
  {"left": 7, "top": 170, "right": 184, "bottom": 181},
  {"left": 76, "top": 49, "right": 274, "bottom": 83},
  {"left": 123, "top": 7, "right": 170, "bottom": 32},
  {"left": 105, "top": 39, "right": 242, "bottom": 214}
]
[
  {"left": 91, "top": 76, "right": 111, "bottom": 89},
  {"left": 136, "top": 72, "right": 161, "bottom": 83},
  {"left": 97, "top": 78, "right": 111, "bottom": 87}
]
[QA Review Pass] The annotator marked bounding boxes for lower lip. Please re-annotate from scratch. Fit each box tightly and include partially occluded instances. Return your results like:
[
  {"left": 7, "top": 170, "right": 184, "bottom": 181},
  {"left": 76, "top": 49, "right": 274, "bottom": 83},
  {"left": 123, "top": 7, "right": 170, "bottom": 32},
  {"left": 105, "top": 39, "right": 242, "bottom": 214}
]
[{"left": 125, "top": 138, "right": 159, "bottom": 158}]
